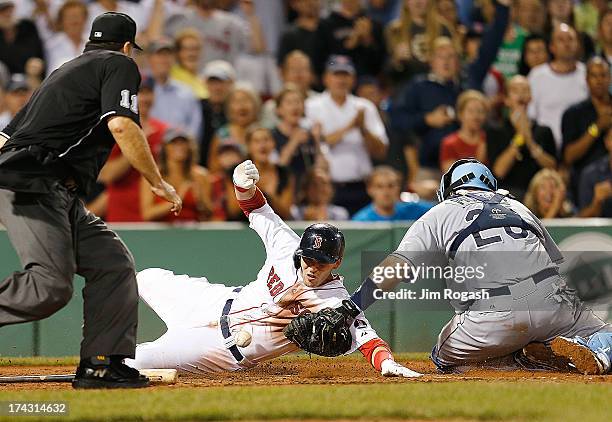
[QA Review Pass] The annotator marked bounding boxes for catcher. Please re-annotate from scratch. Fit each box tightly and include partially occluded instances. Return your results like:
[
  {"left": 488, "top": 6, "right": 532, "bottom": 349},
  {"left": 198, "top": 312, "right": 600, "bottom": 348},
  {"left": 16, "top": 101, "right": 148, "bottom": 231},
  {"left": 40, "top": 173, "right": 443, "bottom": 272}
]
[
  {"left": 300, "top": 159, "right": 612, "bottom": 375},
  {"left": 125, "top": 160, "right": 421, "bottom": 378}
]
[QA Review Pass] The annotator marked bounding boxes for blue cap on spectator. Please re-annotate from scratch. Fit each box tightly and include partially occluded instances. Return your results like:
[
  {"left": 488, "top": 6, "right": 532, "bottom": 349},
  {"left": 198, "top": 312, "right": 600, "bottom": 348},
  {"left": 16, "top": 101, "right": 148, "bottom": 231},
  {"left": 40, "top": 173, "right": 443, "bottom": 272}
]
[
  {"left": 325, "top": 55, "right": 355, "bottom": 75},
  {"left": 6, "top": 74, "right": 29, "bottom": 92}
]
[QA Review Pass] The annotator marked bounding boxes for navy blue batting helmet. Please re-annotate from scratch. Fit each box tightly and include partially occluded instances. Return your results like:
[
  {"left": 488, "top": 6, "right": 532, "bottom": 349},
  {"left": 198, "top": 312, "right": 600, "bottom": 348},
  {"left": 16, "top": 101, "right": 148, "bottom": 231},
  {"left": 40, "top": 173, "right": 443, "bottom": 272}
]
[{"left": 293, "top": 223, "right": 345, "bottom": 269}]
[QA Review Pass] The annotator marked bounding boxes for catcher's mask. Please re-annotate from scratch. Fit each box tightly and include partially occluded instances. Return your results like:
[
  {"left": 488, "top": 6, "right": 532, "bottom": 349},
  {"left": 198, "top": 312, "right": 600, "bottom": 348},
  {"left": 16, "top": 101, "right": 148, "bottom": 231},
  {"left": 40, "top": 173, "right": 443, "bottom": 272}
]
[
  {"left": 437, "top": 158, "right": 497, "bottom": 202},
  {"left": 293, "top": 223, "right": 345, "bottom": 269}
]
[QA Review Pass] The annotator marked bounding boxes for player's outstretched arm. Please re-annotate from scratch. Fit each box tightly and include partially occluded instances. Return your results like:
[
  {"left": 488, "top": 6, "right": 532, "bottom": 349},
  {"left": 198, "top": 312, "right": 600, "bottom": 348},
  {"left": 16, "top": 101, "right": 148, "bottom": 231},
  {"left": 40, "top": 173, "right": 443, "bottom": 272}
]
[
  {"left": 351, "top": 254, "right": 410, "bottom": 310},
  {"left": 108, "top": 116, "right": 181, "bottom": 214},
  {"left": 233, "top": 160, "right": 301, "bottom": 254},
  {"left": 359, "top": 338, "right": 422, "bottom": 378}
]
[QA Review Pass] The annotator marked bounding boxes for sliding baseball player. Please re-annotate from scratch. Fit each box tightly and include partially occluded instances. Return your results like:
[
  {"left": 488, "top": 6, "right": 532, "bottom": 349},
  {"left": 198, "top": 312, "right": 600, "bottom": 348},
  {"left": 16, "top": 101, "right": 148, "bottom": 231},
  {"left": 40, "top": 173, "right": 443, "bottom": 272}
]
[{"left": 125, "top": 160, "right": 421, "bottom": 378}]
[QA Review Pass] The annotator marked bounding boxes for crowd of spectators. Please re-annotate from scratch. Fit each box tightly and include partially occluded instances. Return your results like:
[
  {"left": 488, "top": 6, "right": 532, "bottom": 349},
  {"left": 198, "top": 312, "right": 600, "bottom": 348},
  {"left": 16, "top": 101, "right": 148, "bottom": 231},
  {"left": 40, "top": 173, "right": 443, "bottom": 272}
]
[{"left": 2, "top": 0, "right": 612, "bottom": 223}]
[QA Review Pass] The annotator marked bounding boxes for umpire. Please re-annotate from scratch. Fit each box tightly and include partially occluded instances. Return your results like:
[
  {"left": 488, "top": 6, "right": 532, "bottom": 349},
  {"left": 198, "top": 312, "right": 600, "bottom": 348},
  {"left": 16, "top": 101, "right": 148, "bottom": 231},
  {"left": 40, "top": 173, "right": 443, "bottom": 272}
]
[{"left": 0, "top": 12, "right": 181, "bottom": 389}]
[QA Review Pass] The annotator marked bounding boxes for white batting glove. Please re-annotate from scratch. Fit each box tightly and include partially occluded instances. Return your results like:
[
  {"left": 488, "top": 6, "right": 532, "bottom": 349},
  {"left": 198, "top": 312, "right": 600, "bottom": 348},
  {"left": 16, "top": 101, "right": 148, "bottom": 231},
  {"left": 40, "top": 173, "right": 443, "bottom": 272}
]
[
  {"left": 381, "top": 359, "right": 422, "bottom": 378},
  {"left": 233, "top": 160, "right": 260, "bottom": 190}
]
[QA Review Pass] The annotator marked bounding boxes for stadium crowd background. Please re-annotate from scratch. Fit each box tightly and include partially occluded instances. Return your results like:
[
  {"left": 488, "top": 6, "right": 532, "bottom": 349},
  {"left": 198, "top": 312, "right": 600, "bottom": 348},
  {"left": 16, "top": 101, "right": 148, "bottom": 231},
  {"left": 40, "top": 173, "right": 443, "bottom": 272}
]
[{"left": 1, "top": 0, "right": 612, "bottom": 223}]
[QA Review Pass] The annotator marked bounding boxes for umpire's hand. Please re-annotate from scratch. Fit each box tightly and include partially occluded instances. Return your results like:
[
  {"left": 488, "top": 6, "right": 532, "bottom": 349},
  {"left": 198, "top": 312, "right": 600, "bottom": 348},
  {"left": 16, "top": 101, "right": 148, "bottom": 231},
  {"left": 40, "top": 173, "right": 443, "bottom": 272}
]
[{"left": 152, "top": 180, "right": 182, "bottom": 215}]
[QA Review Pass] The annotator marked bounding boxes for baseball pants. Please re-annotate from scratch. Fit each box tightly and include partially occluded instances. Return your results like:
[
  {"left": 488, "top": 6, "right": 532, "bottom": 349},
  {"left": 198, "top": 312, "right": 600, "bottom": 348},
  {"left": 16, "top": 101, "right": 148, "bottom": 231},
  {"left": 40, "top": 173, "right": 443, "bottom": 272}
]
[
  {"left": 0, "top": 183, "right": 139, "bottom": 359},
  {"left": 125, "top": 268, "right": 246, "bottom": 373},
  {"left": 432, "top": 276, "right": 612, "bottom": 368}
]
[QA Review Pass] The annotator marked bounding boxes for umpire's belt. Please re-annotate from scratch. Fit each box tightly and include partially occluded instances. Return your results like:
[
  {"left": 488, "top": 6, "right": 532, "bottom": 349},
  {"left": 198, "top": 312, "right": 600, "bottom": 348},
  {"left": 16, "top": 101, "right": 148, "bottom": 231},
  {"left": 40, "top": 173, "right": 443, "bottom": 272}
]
[{"left": 220, "top": 287, "right": 244, "bottom": 362}]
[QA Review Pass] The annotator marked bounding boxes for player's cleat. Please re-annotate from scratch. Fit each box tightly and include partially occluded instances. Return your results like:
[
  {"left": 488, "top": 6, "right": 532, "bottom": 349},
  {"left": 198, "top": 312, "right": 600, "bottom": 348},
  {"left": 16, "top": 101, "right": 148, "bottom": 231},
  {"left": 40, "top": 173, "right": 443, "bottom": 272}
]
[
  {"left": 550, "top": 336, "right": 608, "bottom": 375},
  {"left": 514, "top": 342, "right": 572, "bottom": 371},
  {"left": 72, "top": 356, "right": 150, "bottom": 389}
]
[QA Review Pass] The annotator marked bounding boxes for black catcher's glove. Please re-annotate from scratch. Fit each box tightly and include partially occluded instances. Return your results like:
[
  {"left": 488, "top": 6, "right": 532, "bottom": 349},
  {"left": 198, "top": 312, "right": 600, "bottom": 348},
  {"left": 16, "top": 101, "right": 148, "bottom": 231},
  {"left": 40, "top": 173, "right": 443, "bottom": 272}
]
[{"left": 283, "top": 299, "right": 361, "bottom": 357}]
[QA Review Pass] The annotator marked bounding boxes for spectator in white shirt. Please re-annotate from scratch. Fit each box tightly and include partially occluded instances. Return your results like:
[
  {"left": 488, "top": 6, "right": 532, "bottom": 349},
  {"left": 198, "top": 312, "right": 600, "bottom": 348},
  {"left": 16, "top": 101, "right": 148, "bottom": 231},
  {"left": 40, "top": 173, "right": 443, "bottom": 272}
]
[
  {"left": 528, "top": 23, "right": 589, "bottom": 153},
  {"left": 305, "top": 55, "right": 388, "bottom": 215},
  {"left": 44, "top": 0, "right": 88, "bottom": 74}
]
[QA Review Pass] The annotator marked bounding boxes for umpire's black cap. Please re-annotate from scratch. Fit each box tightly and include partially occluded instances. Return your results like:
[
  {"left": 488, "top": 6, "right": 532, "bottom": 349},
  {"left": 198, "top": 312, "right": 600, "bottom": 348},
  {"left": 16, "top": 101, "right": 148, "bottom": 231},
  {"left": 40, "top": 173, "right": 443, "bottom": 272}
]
[{"left": 89, "top": 12, "right": 142, "bottom": 50}]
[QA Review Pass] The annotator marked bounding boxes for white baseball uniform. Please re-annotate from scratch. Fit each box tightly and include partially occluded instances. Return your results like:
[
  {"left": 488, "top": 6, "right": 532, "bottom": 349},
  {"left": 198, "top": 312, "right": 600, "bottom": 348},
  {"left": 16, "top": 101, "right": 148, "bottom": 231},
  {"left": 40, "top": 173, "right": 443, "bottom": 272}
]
[{"left": 125, "top": 202, "right": 380, "bottom": 373}]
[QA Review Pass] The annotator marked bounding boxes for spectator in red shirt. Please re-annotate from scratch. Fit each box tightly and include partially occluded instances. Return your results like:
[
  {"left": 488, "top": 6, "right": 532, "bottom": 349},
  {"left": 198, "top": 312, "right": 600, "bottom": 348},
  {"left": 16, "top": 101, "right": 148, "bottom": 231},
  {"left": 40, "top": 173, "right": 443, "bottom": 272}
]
[
  {"left": 439, "top": 90, "right": 489, "bottom": 172},
  {"left": 99, "top": 77, "right": 168, "bottom": 222},
  {"left": 140, "top": 129, "right": 212, "bottom": 223}
]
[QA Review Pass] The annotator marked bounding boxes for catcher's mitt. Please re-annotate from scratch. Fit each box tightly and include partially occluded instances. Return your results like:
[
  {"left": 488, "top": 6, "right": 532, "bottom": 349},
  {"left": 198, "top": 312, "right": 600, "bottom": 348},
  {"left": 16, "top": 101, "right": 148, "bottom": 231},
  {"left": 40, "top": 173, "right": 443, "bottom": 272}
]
[{"left": 283, "top": 300, "right": 360, "bottom": 357}]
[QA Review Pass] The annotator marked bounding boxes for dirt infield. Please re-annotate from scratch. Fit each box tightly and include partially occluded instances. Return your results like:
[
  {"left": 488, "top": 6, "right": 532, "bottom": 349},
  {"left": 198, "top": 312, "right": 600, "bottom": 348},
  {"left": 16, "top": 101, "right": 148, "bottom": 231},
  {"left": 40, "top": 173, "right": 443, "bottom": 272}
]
[{"left": 0, "top": 355, "right": 609, "bottom": 391}]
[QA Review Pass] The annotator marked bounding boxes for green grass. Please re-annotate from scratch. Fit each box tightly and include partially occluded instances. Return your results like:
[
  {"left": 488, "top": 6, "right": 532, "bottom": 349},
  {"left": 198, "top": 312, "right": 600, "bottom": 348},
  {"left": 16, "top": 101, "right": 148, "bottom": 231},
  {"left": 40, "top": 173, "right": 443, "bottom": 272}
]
[
  {"left": 0, "top": 354, "right": 609, "bottom": 421},
  {"left": 0, "top": 382, "right": 610, "bottom": 422}
]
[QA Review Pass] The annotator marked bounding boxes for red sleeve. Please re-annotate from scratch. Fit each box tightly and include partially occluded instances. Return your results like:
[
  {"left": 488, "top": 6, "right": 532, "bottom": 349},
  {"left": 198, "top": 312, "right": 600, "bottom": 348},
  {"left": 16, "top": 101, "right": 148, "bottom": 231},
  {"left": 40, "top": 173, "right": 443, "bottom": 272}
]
[
  {"left": 359, "top": 338, "right": 393, "bottom": 371},
  {"left": 237, "top": 186, "right": 267, "bottom": 217}
]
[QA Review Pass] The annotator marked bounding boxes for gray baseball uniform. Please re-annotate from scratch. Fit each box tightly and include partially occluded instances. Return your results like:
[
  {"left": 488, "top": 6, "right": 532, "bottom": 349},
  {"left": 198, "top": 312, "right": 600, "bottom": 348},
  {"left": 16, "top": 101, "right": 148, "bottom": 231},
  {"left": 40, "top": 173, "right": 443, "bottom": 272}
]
[{"left": 364, "top": 189, "right": 611, "bottom": 368}]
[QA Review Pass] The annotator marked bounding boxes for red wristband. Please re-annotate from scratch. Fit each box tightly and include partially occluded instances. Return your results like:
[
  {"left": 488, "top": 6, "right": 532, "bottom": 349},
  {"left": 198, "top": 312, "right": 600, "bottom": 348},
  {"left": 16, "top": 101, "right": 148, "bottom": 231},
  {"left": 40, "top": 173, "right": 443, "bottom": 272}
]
[
  {"left": 359, "top": 338, "right": 393, "bottom": 371},
  {"left": 237, "top": 187, "right": 266, "bottom": 216}
]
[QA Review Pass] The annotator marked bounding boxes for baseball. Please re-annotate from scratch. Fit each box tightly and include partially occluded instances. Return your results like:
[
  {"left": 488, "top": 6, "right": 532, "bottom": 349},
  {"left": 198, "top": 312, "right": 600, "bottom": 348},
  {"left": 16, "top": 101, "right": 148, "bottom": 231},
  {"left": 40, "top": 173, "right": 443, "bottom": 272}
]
[{"left": 235, "top": 330, "right": 252, "bottom": 347}]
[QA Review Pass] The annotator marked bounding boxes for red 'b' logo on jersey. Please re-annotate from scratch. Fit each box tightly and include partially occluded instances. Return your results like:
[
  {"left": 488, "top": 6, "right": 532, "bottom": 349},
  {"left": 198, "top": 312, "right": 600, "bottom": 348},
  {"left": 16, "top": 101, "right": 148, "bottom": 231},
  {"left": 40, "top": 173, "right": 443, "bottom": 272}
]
[{"left": 313, "top": 235, "right": 323, "bottom": 249}]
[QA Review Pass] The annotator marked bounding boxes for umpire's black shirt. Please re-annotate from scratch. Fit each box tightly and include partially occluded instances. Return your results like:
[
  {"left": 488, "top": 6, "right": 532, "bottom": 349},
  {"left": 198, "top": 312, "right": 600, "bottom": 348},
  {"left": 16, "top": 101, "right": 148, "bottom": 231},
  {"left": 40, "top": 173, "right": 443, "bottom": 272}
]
[{"left": 0, "top": 48, "right": 141, "bottom": 195}]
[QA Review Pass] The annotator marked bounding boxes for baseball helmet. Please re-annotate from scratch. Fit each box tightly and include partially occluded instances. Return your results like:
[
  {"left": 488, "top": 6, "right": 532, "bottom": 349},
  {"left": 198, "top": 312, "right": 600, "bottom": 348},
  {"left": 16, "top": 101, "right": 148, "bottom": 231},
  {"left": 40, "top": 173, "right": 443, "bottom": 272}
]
[
  {"left": 293, "top": 223, "right": 345, "bottom": 269},
  {"left": 437, "top": 158, "right": 497, "bottom": 202}
]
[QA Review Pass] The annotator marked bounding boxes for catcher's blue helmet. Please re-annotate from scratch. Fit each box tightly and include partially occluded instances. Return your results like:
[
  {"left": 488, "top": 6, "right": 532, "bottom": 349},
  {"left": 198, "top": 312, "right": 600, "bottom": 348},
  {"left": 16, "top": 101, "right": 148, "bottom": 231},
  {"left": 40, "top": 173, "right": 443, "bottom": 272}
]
[{"left": 437, "top": 158, "right": 497, "bottom": 202}]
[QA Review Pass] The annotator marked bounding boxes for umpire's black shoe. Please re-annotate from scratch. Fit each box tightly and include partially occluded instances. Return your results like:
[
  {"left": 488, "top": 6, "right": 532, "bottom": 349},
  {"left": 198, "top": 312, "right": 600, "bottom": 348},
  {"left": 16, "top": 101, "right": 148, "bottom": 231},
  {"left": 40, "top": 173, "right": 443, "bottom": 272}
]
[{"left": 72, "top": 356, "right": 150, "bottom": 389}]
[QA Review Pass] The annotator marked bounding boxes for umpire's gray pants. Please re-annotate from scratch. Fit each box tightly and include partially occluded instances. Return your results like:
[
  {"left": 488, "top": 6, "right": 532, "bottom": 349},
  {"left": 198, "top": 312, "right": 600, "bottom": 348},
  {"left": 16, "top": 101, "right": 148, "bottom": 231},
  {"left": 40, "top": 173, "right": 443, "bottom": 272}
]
[{"left": 0, "top": 184, "right": 138, "bottom": 359}]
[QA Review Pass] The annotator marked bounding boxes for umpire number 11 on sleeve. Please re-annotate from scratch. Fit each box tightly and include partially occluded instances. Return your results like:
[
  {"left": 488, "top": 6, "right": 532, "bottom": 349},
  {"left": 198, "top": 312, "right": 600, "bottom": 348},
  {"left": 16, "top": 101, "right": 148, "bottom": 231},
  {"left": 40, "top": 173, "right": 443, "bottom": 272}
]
[{"left": 119, "top": 89, "right": 138, "bottom": 114}]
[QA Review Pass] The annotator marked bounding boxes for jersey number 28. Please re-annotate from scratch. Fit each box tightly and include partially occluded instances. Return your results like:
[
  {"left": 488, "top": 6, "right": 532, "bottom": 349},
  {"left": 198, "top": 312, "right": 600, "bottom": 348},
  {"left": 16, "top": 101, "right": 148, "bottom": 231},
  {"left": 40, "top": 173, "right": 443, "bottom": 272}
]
[{"left": 466, "top": 209, "right": 529, "bottom": 248}]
